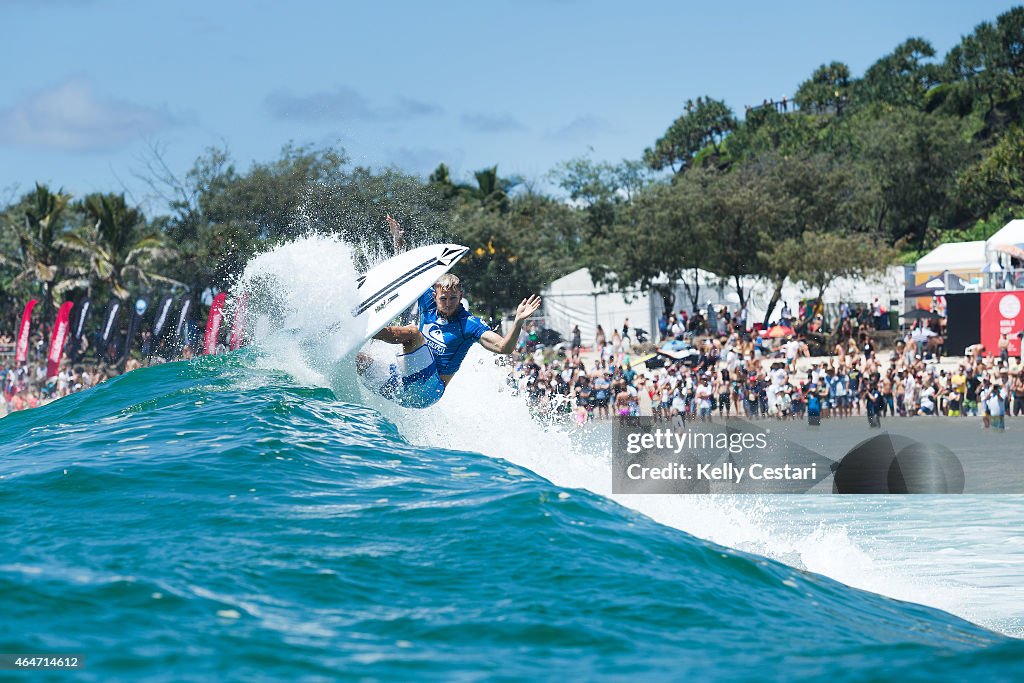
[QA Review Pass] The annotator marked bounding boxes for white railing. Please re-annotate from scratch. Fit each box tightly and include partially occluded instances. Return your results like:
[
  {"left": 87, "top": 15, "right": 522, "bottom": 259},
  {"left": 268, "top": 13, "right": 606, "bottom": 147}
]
[{"left": 952, "top": 269, "right": 1024, "bottom": 292}]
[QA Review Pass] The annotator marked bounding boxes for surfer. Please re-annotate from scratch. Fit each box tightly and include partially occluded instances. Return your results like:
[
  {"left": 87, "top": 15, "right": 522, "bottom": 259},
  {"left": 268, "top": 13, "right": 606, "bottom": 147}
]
[{"left": 356, "top": 215, "right": 542, "bottom": 408}]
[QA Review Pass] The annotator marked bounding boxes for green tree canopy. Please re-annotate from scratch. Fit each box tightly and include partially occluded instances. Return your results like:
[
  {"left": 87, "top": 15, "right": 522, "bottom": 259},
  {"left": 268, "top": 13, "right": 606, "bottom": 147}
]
[
  {"left": 793, "top": 61, "right": 852, "bottom": 115},
  {"left": 62, "top": 193, "right": 177, "bottom": 300},
  {"left": 0, "top": 184, "right": 81, "bottom": 335},
  {"left": 855, "top": 38, "right": 941, "bottom": 109},
  {"left": 644, "top": 97, "right": 737, "bottom": 173}
]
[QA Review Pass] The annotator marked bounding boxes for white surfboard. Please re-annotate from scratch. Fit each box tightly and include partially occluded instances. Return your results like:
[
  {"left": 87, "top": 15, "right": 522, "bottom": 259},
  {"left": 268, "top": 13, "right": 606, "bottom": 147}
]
[{"left": 353, "top": 243, "right": 469, "bottom": 341}]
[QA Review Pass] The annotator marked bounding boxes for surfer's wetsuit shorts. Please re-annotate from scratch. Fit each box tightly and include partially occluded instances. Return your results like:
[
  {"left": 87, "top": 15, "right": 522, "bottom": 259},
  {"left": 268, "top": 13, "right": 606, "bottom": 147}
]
[{"left": 364, "top": 345, "right": 445, "bottom": 408}]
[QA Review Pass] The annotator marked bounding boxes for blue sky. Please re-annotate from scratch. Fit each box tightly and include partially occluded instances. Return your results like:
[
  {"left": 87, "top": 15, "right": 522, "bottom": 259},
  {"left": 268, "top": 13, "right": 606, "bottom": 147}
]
[{"left": 0, "top": 0, "right": 1018, "bottom": 216}]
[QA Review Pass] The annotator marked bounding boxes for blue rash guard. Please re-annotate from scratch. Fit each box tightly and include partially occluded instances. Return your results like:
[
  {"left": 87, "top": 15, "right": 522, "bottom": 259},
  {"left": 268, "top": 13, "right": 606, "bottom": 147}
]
[
  {"left": 417, "top": 289, "right": 491, "bottom": 376},
  {"left": 362, "top": 289, "right": 491, "bottom": 409}
]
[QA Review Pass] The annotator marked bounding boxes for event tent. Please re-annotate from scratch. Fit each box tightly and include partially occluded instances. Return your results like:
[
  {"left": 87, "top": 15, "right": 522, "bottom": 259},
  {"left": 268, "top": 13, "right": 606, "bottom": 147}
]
[
  {"left": 986, "top": 219, "right": 1024, "bottom": 269},
  {"left": 542, "top": 266, "right": 906, "bottom": 344},
  {"left": 541, "top": 269, "right": 658, "bottom": 346},
  {"left": 915, "top": 241, "right": 986, "bottom": 274},
  {"left": 904, "top": 271, "right": 967, "bottom": 298}
]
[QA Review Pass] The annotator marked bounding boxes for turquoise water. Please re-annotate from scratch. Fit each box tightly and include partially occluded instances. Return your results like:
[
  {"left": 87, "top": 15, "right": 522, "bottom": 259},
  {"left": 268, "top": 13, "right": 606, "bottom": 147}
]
[{"left": 2, "top": 353, "right": 1023, "bottom": 681}]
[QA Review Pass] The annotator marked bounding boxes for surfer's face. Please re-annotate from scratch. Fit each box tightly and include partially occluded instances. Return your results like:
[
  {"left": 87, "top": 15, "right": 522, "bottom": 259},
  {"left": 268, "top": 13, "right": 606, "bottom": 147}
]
[{"left": 434, "top": 287, "right": 462, "bottom": 318}]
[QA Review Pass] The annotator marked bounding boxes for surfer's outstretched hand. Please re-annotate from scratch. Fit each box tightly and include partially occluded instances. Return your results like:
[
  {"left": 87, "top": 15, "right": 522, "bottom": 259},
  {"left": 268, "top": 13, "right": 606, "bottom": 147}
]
[
  {"left": 386, "top": 214, "right": 405, "bottom": 252},
  {"left": 515, "top": 295, "right": 542, "bottom": 323}
]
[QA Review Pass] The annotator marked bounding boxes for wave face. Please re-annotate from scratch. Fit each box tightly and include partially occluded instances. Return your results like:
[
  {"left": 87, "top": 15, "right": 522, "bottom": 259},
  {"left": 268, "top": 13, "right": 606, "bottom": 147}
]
[{"left": 2, "top": 237, "right": 1022, "bottom": 680}]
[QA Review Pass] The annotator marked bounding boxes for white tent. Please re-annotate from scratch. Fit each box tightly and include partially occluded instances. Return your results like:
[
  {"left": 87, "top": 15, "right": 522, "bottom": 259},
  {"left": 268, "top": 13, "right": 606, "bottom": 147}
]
[
  {"left": 542, "top": 265, "right": 906, "bottom": 342},
  {"left": 916, "top": 241, "right": 986, "bottom": 274},
  {"left": 542, "top": 269, "right": 657, "bottom": 346},
  {"left": 986, "top": 219, "right": 1024, "bottom": 269},
  {"left": 987, "top": 219, "right": 1024, "bottom": 249},
  {"left": 741, "top": 266, "right": 905, "bottom": 326}
]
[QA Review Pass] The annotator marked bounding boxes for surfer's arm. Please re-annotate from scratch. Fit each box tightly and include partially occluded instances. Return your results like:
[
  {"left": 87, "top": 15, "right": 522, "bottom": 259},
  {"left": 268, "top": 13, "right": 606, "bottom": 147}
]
[
  {"left": 373, "top": 324, "right": 420, "bottom": 345},
  {"left": 477, "top": 295, "right": 542, "bottom": 355}
]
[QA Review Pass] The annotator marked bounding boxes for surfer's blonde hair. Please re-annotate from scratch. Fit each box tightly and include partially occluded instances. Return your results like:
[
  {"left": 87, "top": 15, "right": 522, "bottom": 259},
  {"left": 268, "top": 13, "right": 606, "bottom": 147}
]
[{"left": 434, "top": 274, "right": 462, "bottom": 292}]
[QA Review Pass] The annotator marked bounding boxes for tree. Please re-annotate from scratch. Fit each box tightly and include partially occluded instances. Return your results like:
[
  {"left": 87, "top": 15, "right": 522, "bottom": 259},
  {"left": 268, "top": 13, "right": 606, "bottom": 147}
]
[
  {"left": 0, "top": 184, "right": 81, "bottom": 337},
  {"left": 549, "top": 155, "right": 652, "bottom": 238},
  {"left": 749, "top": 153, "right": 863, "bottom": 325},
  {"left": 784, "top": 230, "right": 897, "bottom": 303},
  {"left": 644, "top": 97, "right": 737, "bottom": 173},
  {"left": 584, "top": 178, "right": 716, "bottom": 315},
  {"left": 427, "top": 162, "right": 474, "bottom": 202},
  {"left": 855, "top": 38, "right": 942, "bottom": 109},
  {"left": 793, "top": 62, "right": 852, "bottom": 115},
  {"left": 943, "top": 7, "right": 1024, "bottom": 126},
  {"left": 728, "top": 107, "right": 822, "bottom": 160},
  {"left": 853, "top": 108, "right": 973, "bottom": 250},
  {"left": 61, "top": 193, "right": 178, "bottom": 300},
  {"left": 959, "top": 123, "right": 1024, "bottom": 216}
]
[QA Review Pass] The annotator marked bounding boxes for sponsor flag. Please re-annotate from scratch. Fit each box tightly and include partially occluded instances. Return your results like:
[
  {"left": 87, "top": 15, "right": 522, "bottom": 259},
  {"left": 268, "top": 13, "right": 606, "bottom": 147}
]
[
  {"left": 14, "top": 299, "right": 38, "bottom": 363},
  {"left": 151, "top": 294, "right": 175, "bottom": 340},
  {"left": 100, "top": 298, "right": 123, "bottom": 349},
  {"left": 980, "top": 291, "right": 1024, "bottom": 357},
  {"left": 71, "top": 298, "right": 91, "bottom": 340},
  {"left": 122, "top": 296, "right": 149, "bottom": 361},
  {"left": 46, "top": 301, "right": 74, "bottom": 378},
  {"left": 175, "top": 298, "right": 193, "bottom": 351},
  {"left": 204, "top": 293, "right": 227, "bottom": 355}
]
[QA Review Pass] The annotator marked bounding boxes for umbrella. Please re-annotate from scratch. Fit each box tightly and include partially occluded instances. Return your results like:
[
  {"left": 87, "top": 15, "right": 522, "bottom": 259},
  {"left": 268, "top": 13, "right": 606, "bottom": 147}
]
[
  {"left": 900, "top": 309, "right": 939, "bottom": 320},
  {"left": 993, "top": 243, "right": 1024, "bottom": 260},
  {"left": 904, "top": 281, "right": 945, "bottom": 297},
  {"left": 764, "top": 325, "right": 795, "bottom": 338}
]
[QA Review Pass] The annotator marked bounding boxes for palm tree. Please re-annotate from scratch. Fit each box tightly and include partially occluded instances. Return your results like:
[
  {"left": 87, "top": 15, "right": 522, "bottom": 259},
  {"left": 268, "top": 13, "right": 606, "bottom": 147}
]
[
  {"left": 60, "top": 193, "right": 180, "bottom": 300},
  {"left": 0, "top": 184, "right": 85, "bottom": 338}
]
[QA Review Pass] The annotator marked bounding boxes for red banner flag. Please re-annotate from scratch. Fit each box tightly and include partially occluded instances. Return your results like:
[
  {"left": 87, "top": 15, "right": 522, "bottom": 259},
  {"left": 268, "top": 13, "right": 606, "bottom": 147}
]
[
  {"left": 14, "top": 299, "right": 38, "bottom": 364},
  {"left": 204, "top": 293, "right": 227, "bottom": 355},
  {"left": 980, "top": 291, "right": 1024, "bottom": 357},
  {"left": 46, "top": 301, "right": 74, "bottom": 378},
  {"left": 229, "top": 292, "right": 249, "bottom": 351}
]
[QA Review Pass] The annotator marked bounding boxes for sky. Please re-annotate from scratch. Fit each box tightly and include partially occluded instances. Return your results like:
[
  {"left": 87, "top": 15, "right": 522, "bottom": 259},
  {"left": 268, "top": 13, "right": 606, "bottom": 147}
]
[{"left": 0, "top": 0, "right": 1019, "bottom": 217}]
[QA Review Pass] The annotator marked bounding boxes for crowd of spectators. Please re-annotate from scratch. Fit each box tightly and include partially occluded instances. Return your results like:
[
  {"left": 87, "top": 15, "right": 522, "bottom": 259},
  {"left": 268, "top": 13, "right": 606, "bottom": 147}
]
[
  {"left": 4, "top": 296, "right": 1019, "bottom": 431},
  {"left": 0, "top": 330, "right": 117, "bottom": 416},
  {"left": 508, "top": 312, "right": 1023, "bottom": 431}
]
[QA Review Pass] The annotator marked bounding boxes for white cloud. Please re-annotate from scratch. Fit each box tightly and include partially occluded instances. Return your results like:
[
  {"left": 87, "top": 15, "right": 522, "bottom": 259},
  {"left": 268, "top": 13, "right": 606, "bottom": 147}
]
[
  {"left": 0, "top": 77, "right": 178, "bottom": 152},
  {"left": 265, "top": 86, "right": 442, "bottom": 123},
  {"left": 546, "top": 115, "right": 611, "bottom": 142},
  {"left": 460, "top": 112, "right": 525, "bottom": 133}
]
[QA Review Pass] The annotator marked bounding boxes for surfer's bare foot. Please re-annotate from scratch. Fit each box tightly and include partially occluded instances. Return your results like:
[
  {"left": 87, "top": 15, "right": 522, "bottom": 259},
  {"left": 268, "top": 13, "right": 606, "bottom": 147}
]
[{"left": 386, "top": 214, "right": 405, "bottom": 252}]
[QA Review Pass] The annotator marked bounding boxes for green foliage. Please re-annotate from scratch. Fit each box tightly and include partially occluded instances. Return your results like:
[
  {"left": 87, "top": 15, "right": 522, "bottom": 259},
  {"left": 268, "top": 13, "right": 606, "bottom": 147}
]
[
  {"left": 793, "top": 61, "right": 852, "bottom": 115},
  {"left": 854, "top": 38, "right": 941, "bottom": 109},
  {"left": 643, "top": 97, "right": 737, "bottom": 173},
  {"left": 549, "top": 155, "right": 653, "bottom": 240},
  {"left": 0, "top": 184, "right": 81, "bottom": 334},
  {"left": 784, "top": 230, "right": 897, "bottom": 301},
  {"left": 851, "top": 108, "right": 973, "bottom": 249},
  {"left": 964, "top": 122, "right": 1024, "bottom": 206},
  {"left": 449, "top": 191, "right": 585, "bottom": 317},
  {"left": 61, "top": 193, "right": 175, "bottom": 300}
]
